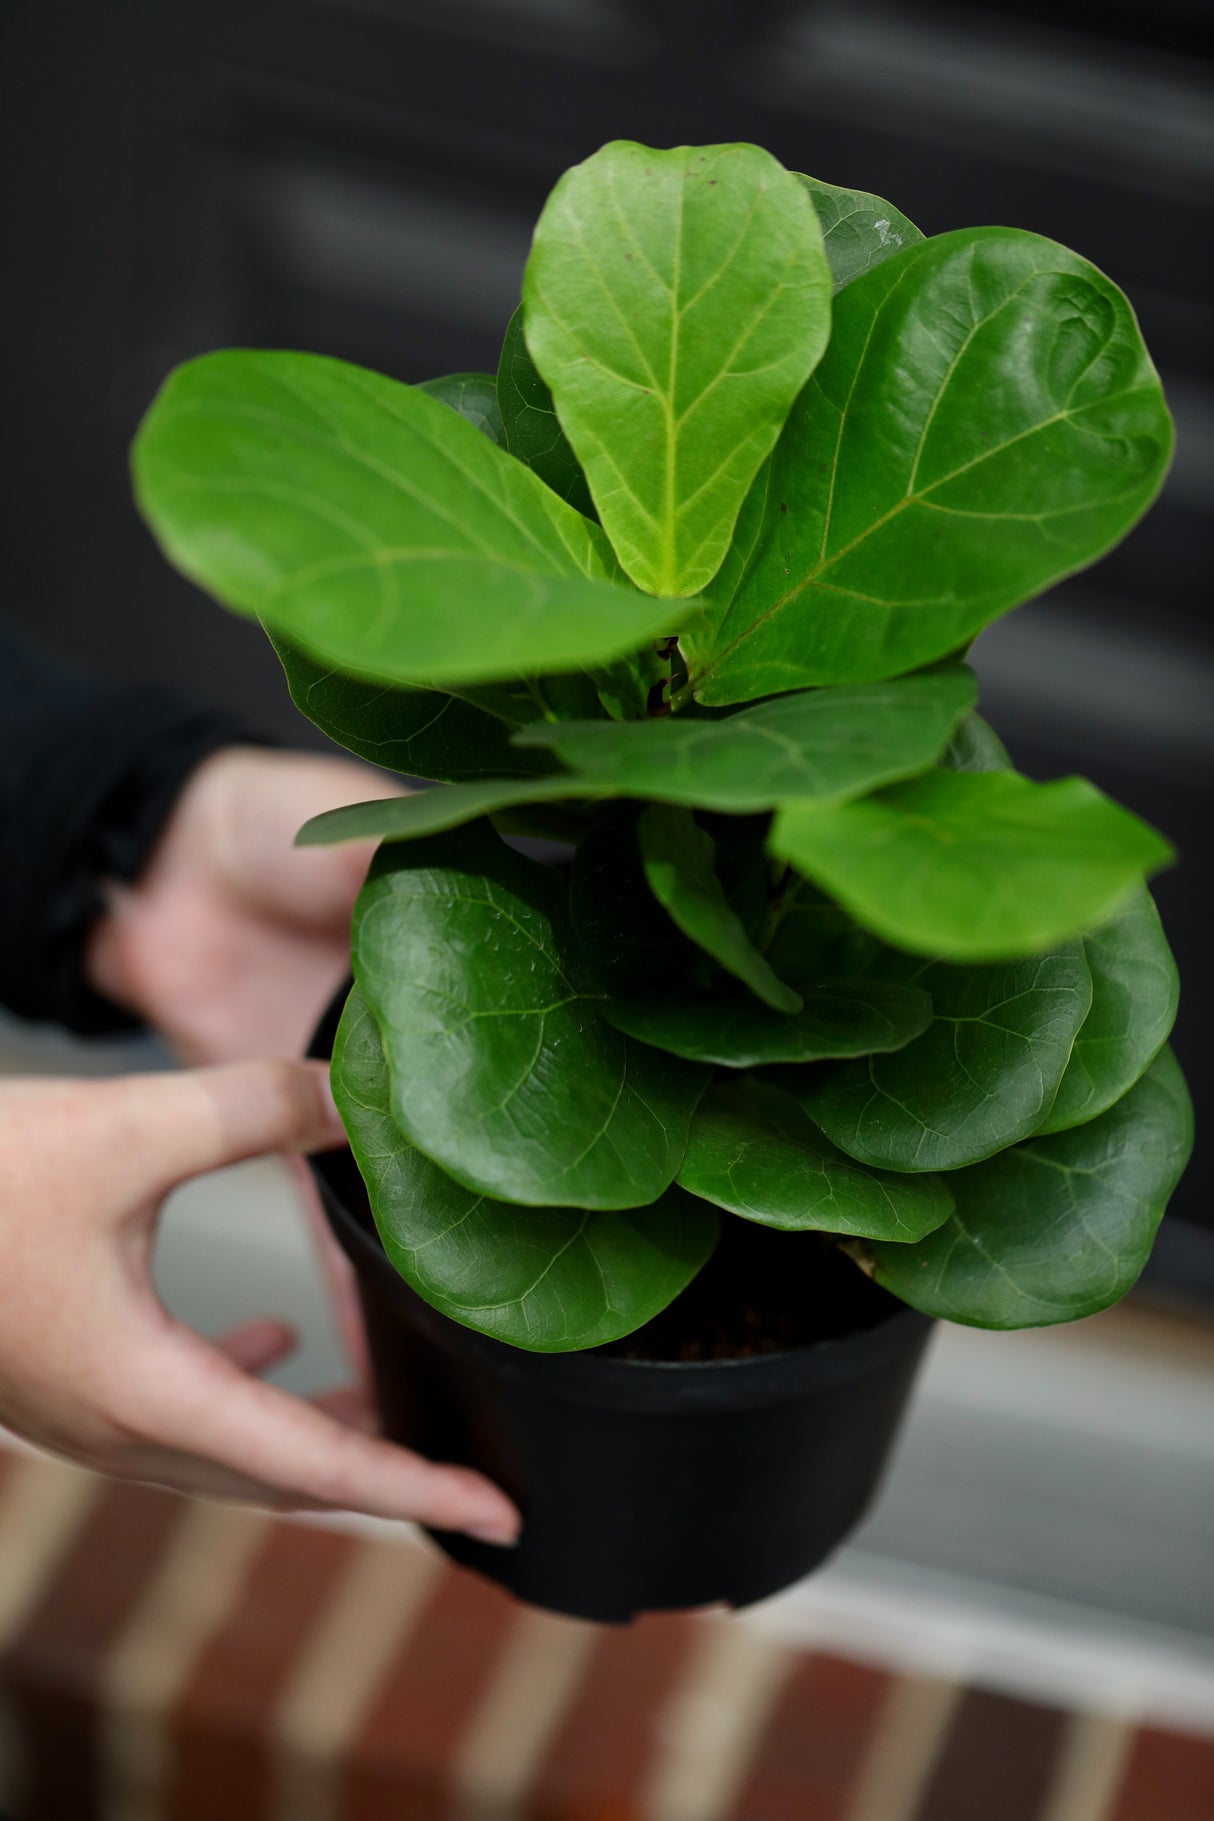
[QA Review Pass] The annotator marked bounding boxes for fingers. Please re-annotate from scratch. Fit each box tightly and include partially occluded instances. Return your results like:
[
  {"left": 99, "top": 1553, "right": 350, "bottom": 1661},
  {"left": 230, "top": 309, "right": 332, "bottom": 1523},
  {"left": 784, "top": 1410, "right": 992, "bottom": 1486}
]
[
  {"left": 287, "top": 1155, "right": 372, "bottom": 1382},
  {"left": 129, "top": 1328, "right": 521, "bottom": 1543},
  {"left": 90, "top": 1060, "right": 348, "bottom": 1205}
]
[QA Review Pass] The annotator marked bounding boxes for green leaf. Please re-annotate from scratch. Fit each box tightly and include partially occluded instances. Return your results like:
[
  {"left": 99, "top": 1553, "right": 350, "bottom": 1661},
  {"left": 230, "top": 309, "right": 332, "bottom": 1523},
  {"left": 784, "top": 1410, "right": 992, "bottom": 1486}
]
[
  {"left": 297, "top": 776, "right": 611, "bottom": 847},
  {"left": 1036, "top": 885, "right": 1178, "bottom": 1135},
  {"left": 800, "top": 944, "right": 1092, "bottom": 1171},
  {"left": 682, "top": 227, "right": 1174, "bottom": 703},
  {"left": 416, "top": 370, "right": 506, "bottom": 444},
  {"left": 868, "top": 1047, "right": 1193, "bottom": 1327},
  {"left": 678, "top": 1077, "right": 952, "bottom": 1239},
  {"left": 333, "top": 987, "right": 719, "bottom": 1351},
  {"left": 796, "top": 175, "right": 923, "bottom": 291},
  {"left": 764, "top": 879, "right": 881, "bottom": 989},
  {"left": 637, "top": 804, "right": 802, "bottom": 1013},
  {"left": 771, "top": 769, "right": 1173, "bottom": 961},
  {"left": 570, "top": 805, "right": 692, "bottom": 995},
  {"left": 132, "top": 349, "right": 693, "bottom": 688},
  {"left": 601, "top": 977, "right": 931, "bottom": 1067},
  {"left": 352, "top": 822, "right": 708, "bottom": 1209},
  {"left": 523, "top": 139, "right": 833, "bottom": 596},
  {"left": 267, "top": 628, "right": 560, "bottom": 784},
  {"left": 942, "top": 711, "right": 1012, "bottom": 774},
  {"left": 516, "top": 665, "right": 977, "bottom": 810},
  {"left": 496, "top": 308, "right": 595, "bottom": 517}
]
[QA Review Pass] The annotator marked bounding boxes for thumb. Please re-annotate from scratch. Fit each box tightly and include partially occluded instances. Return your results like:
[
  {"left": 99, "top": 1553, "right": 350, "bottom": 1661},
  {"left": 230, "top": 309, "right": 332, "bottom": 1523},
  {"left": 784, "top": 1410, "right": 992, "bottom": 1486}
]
[{"left": 90, "top": 1059, "right": 347, "bottom": 1206}]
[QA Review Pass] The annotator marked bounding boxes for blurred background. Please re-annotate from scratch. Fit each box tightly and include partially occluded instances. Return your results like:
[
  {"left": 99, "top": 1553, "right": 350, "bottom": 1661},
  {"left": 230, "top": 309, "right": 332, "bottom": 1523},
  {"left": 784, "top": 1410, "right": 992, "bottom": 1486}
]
[{"left": 0, "top": 5, "right": 1211, "bottom": 1814}]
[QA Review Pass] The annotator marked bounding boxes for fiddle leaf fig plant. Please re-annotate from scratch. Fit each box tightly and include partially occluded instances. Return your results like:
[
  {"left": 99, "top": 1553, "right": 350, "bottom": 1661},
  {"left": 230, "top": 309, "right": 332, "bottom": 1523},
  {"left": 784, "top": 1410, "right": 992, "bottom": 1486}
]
[{"left": 132, "top": 139, "right": 1192, "bottom": 1350}]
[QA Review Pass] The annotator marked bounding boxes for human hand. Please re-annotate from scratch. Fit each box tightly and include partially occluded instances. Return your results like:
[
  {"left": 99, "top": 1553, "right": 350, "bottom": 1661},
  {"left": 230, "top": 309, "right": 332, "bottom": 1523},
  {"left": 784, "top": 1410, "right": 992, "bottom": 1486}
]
[
  {"left": 0, "top": 1062, "right": 520, "bottom": 1541},
  {"left": 84, "top": 745, "right": 396, "bottom": 1066}
]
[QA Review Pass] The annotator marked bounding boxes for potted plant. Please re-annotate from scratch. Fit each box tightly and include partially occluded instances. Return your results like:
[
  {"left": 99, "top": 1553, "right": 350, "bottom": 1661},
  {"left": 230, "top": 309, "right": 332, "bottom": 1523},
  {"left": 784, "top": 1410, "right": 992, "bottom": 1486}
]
[{"left": 131, "top": 141, "right": 1191, "bottom": 1623}]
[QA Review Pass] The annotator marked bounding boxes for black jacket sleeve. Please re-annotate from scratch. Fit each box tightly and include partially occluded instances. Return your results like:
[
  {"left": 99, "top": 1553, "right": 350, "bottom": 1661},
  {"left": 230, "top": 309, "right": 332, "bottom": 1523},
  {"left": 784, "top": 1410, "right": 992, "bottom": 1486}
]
[{"left": 0, "top": 629, "right": 264, "bottom": 1034}]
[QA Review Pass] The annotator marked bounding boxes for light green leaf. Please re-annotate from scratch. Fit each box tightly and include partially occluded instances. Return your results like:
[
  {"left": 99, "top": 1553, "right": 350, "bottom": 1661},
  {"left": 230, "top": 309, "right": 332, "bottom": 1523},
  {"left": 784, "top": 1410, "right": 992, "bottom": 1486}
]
[
  {"left": 517, "top": 665, "right": 976, "bottom": 809},
  {"left": 683, "top": 227, "right": 1174, "bottom": 703},
  {"left": 796, "top": 175, "right": 923, "bottom": 291},
  {"left": 801, "top": 944, "right": 1092, "bottom": 1171},
  {"left": 601, "top": 979, "right": 931, "bottom": 1067},
  {"left": 1036, "top": 884, "right": 1178, "bottom": 1134},
  {"left": 297, "top": 776, "right": 611, "bottom": 847},
  {"left": 352, "top": 822, "right": 708, "bottom": 1209},
  {"left": 638, "top": 804, "right": 802, "bottom": 1013},
  {"left": 333, "top": 987, "right": 718, "bottom": 1351},
  {"left": 678, "top": 1077, "right": 952, "bottom": 1239},
  {"left": 868, "top": 1047, "right": 1193, "bottom": 1327},
  {"left": 267, "top": 628, "right": 560, "bottom": 784},
  {"left": 523, "top": 139, "right": 833, "bottom": 596},
  {"left": 132, "top": 349, "right": 693, "bottom": 687},
  {"left": 771, "top": 769, "right": 1173, "bottom": 961},
  {"left": 417, "top": 370, "right": 506, "bottom": 444},
  {"left": 496, "top": 308, "right": 595, "bottom": 517}
]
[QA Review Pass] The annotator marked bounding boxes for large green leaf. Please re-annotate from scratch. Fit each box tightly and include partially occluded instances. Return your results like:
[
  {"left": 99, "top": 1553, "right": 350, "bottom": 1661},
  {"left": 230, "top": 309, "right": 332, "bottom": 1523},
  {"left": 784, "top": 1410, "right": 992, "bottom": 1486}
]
[
  {"left": 868, "top": 1047, "right": 1193, "bottom": 1327},
  {"left": 1036, "top": 885, "right": 1178, "bottom": 1135},
  {"left": 496, "top": 308, "right": 595, "bottom": 517},
  {"left": 601, "top": 979, "right": 931, "bottom": 1067},
  {"left": 682, "top": 227, "right": 1174, "bottom": 703},
  {"left": 133, "top": 349, "right": 692, "bottom": 687},
  {"left": 417, "top": 370, "right": 506, "bottom": 445},
  {"left": 796, "top": 175, "right": 923, "bottom": 291},
  {"left": 333, "top": 988, "right": 718, "bottom": 1351},
  {"left": 678, "top": 1078, "right": 952, "bottom": 1239},
  {"left": 297, "top": 777, "right": 611, "bottom": 848},
  {"left": 517, "top": 665, "right": 976, "bottom": 809},
  {"left": 523, "top": 139, "right": 833, "bottom": 597},
  {"left": 352, "top": 822, "right": 708, "bottom": 1209},
  {"left": 800, "top": 944, "right": 1092, "bottom": 1171},
  {"left": 772, "top": 769, "right": 1172, "bottom": 961},
  {"left": 637, "top": 805, "right": 802, "bottom": 1013},
  {"left": 268, "top": 629, "right": 561, "bottom": 784}
]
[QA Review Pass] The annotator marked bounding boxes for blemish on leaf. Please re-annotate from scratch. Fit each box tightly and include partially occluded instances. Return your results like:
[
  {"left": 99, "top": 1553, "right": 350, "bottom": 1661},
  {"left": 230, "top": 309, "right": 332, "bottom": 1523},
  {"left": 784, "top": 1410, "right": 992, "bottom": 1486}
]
[{"left": 779, "top": 501, "right": 788, "bottom": 513}]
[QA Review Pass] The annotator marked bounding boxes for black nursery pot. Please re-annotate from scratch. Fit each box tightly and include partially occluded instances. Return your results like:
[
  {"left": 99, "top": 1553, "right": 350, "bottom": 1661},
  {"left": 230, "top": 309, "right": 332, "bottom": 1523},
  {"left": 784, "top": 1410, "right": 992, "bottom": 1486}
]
[{"left": 308, "top": 996, "right": 933, "bottom": 1625}]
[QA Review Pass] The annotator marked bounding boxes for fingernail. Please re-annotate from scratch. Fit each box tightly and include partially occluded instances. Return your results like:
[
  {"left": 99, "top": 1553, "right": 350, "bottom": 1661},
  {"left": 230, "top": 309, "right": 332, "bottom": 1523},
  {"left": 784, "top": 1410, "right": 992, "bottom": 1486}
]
[{"left": 466, "top": 1523, "right": 521, "bottom": 1549}]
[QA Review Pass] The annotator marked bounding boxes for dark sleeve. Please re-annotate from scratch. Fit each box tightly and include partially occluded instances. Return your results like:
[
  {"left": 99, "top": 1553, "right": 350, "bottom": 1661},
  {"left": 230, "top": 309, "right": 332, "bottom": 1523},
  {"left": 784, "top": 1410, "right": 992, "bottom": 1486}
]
[{"left": 0, "top": 629, "right": 267, "bottom": 1035}]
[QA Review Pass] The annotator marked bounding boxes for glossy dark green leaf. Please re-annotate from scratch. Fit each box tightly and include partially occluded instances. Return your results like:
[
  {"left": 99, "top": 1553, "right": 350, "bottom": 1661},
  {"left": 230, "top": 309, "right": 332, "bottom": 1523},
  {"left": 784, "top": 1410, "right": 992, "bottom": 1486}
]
[
  {"left": 496, "top": 308, "right": 595, "bottom": 517},
  {"left": 133, "top": 349, "right": 691, "bottom": 687},
  {"left": 523, "top": 139, "right": 833, "bottom": 596},
  {"left": 417, "top": 370, "right": 505, "bottom": 444},
  {"left": 267, "top": 628, "right": 559, "bottom": 784},
  {"left": 601, "top": 976, "right": 930, "bottom": 1067},
  {"left": 638, "top": 805, "right": 802, "bottom": 1013},
  {"left": 868, "top": 1047, "right": 1193, "bottom": 1327},
  {"left": 942, "top": 711, "right": 1012, "bottom": 774},
  {"left": 517, "top": 666, "right": 976, "bottom": 811},
  {"left": 352, "top": 822, "right": 708, "bottom": 1209},
  {"left": 1036, "top": 884, "right": 1178, "bottom": 1134},
  {"left": 683, "top": 228, "right": 1174, "bottom": 703},
  {"left": 678, "top": 1078, "right": 952, "bottom": 1239},
  {"left": 796, "top": 175, "right": 923, "bottom": 291},
  {"left": 333, "top": 987, "right": 719, "bottom": 1351},
  {"left": 801, "top": 944, "right": 1092, "bottom": 1171},
  {"left": 772, "top": 769, "right": 1173, "bottom": 961},
  {"left": 297, "top": 776, "right": 611, "bottom": 847}
]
